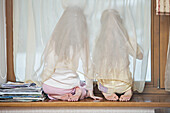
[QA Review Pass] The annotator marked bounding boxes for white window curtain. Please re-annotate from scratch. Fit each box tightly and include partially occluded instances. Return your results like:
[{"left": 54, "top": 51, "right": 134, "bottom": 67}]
[
  {"left": 13, "top": 0, "right": 151, "bottom": 93},
  {"left": 0, "top": 0, "right": 7, "bottom": 84}
]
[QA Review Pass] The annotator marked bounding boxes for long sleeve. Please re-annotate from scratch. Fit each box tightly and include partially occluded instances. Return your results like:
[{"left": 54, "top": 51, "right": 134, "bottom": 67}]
[
  {"left": 41, "top": 50, "right": 55, "bottom": 82},
  {"left": 84, "top": 76, "right": 93, "bottom": 91},
  {"left": 128, "top": 38, "right": 143, "bottom": 60},
  {"left": 80, "top": 42, "right": 94, "bottom": 91}
]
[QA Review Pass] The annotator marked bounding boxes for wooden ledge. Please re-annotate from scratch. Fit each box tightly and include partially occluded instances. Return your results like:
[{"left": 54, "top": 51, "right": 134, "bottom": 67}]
[
  {"left": 0, "top": 94, "right": 170, "bottom": 107},
  {"left": 0, "top": 101, "right": 170, "bottom": 107}
]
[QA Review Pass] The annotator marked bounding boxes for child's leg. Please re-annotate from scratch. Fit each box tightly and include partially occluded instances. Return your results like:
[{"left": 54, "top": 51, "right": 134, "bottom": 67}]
[
  {"left": 79, "top": 87, "right": 88, "bottom": 100},
  {"left": 102, "top": 92, "right": 119, "bottom": 101},
  {"left": 98, "top": 81, "right": 118, "bottom": 101},
  {"left": 48, "top": 94, "right": 70, "bottom": 101},
  {"left": 68, "top": 87, "right": 82, "bottom": 102},
  {"left": 43, "top": 83, "right": 73, "bottom": 101},
  {"left": 119, "top": 89, "right": 132, "bottom": 101}
]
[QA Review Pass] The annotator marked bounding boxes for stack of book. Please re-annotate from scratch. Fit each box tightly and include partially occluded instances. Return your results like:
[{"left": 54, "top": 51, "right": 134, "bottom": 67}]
[{"left": 0, "top": 82, "right": 45, "bottom": 102}]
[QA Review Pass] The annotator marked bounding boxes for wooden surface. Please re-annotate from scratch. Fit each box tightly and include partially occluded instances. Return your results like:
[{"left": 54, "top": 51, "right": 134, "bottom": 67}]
[
  {"left": 150, "top": 0, "right": 154, "bottom": 86},
  {"left": 6, "top": 0, "right": 16, "bottom": 82},
  {"left": 160, "top": 16, "right": 170, "bottom": 88},
  {"left": 0, "top": 94, "right": 170, "bottom": 107},
  {"left": 153, "top": 0, "right": 160, "bottom": 88},
  {"left": 152, "top": 0, "right": 170, "bottom": 88},
  {"left": 142, "top": 86, "right": 170, "bottom": 94}
]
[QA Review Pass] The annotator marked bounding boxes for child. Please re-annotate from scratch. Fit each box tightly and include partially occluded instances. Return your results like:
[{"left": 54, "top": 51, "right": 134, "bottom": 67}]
[
  {"left": 40, "top": 2, "right": 102, "bottom": 101},
  {"left": 92, "top": 9, "right": 143, "bottom": 101}
]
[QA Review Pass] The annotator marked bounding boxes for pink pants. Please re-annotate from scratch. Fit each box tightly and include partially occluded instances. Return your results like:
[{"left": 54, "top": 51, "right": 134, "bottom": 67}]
[{"left": 42, "top": 83, "right": 87, "bottom": 100}]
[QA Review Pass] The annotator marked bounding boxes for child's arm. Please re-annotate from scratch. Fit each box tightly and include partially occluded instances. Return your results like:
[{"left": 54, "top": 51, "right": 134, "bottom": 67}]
[
  {"left": 128, "top": 38, "right": 143, "bottom": 60},
  {"left": 41, "top": 50, "right": 55, "bottom": 82},
  {"left": 81, "top": 42, "right": 103, "bottom": 100},
  {"left": 85, "top": 76, "right": 103, "bottom": 100},
  {"left": 136, "top": 45, "right": 143, "bottom": 60}
]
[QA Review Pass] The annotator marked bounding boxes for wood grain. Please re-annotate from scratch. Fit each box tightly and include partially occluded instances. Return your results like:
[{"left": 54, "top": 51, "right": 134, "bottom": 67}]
[
  {"left": 0, "top": 94, "right": 170, "bottom": 107},
  {"left": 6, "top": 0, "right": 16, "bottom": 82},
  {"left": 153, "top": 0, "right": 160, "bottom": 88},
  {"left": 160, "top": 16, "right": 170, "bottom": 88},
  {"left": 150, "top": 0, "right": 154, "bottom": 86}
]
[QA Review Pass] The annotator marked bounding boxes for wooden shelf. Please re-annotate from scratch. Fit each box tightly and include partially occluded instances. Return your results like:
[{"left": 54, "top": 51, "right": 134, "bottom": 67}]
[
  {"left": 0, "top": 101, "right": 170, "bottom": 107},
  {"left": 0, "top": 94, "right": 170, "bottom": 107}
]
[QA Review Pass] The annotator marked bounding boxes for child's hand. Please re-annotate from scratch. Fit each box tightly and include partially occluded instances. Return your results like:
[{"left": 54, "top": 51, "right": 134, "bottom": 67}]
[
  {"left": 90, "top": 95, "right": 103, "bottom": 100},
  {"left": 88, "top": 90, "right": 103, "bottom": 100}
]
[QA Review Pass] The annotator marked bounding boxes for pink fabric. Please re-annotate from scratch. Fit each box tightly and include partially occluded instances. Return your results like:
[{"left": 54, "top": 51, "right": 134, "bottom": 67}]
[
  {"left": 79, "top": 87, "right": 87, "bottom": 100},
  {"left": 42, "top": 83, "right": 75, "bottom": 95},
  {"left": 42, "top": 83, "right": 87, "bottom": 100}
]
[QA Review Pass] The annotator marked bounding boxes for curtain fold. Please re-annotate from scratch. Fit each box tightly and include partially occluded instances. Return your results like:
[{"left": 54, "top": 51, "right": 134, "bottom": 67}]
[
  {"left": 13, "top": 0, "right": 150, "bottom": 93},
  {"left": 0, "top": 0, "right": 7, "bottom": 83}
]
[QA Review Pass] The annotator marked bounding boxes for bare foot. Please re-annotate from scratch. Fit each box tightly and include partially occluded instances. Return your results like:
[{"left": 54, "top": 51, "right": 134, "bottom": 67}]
[
  {"left": 68, "top": 87, "right": 82, "bottom": 102},
  {"left": 119, "top": 89, "right": 132, "bottom": 102},
  {"left": 49, "top": 94, "right": 69, "bottom": 101},
  {"left": 102, "top": 92, "right": 119, "bottom": 101}
]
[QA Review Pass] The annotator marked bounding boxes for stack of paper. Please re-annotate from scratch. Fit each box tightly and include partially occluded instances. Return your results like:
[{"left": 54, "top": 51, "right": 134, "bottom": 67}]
[{"left": 0, "top": 82, "right": 45, "bottom": 102}]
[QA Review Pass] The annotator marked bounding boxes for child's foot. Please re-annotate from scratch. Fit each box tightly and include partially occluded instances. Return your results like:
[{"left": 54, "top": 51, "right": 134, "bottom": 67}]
[
  {"left": 49, "top": 94, "right": 70, "bottom": 101},
  {"left": 119, "top": 89, "right": 132, "bottom": 102},
  {"left": 102, "top": 92, "right": 119, "bottom": 101},
  {"left": 68, "top": 87, "right": 82, "bottom": 102}
]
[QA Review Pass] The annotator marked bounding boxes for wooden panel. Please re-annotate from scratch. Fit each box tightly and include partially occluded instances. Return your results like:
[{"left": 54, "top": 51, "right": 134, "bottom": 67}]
[
  {"left": 150, "top": 0, "right": 154, "bottom": 85},
  {"left": 153, "top": 0, "right": 160, "bottom": 88},
  {"left": 142, "top": 85, "right": 170, "bottom": 94},
  {"left": 6, "top": 0, "right": 16, "bottom": 82},
  {"left": 160, "top": 16, "right": 170, "bottom": 88}
]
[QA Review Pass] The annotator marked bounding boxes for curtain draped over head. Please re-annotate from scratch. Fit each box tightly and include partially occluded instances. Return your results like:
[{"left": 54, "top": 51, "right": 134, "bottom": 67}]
[
  {"left": 13, "top": 0, "right": 150, "bottom": 93},
  {"left": 156, "top": 0, "right": 170, "bottom": 15},
  {"left": 0, "top": 0, "right": 7, "bottom": 84}
]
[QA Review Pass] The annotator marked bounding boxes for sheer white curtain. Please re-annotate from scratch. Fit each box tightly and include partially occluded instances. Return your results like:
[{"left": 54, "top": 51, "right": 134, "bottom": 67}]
[
  {"left": 13, "top": 0, "right": 150, "bottom": 93},
  {"left": 0, "top": 0, "right": 7, "bottom": 84}
]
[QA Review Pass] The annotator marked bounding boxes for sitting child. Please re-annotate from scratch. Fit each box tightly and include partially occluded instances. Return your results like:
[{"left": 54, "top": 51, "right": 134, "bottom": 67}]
[
  {"left": 43, "top": 79, "right": 89, "bottom": 101},
  {"left": 92, "top": 9, "right": 143, "bottom": 101},
  {"left": 39, "top": 1, "right": 102, "bottom": 101}
]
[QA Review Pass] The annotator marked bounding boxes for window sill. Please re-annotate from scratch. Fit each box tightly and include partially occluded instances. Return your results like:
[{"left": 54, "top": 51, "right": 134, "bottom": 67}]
[{"left": 0, "top": 94, "right": 170, "bottom": 107}]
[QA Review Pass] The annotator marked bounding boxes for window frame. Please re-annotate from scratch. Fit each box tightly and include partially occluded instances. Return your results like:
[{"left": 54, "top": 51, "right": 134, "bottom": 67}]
[
  {"left": 149, "top": 0, "right": 170, "bottom": 89},
  {"left": 5, "top": 0, "right": 170, "bottom": 94},
  {"left": 6, "top": 0, "right": 15, "bottom": 82}
]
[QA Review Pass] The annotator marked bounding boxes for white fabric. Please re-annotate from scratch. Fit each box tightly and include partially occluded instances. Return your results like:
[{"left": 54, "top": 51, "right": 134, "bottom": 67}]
[
  {"left": 13, "top": 0, "right": 151, "bottom": 93},
  {"left": 165, "top": 25, "right": 170, "bottom": 91},
  {"left": 93, "top": 9, "right": 143, "bottom": 94},
  {"left": 0, "top": 0, "right": 7, "bottom": 84},
  {"left": 93, "top": 9, "right": 143, "bottom": 79},
  {"left": 0, "top": 107, "right": 155, "bottom": 113},
  {"left": 44, "top": 69, "right": 93, "bottom": 90},
  {"left": 36, "top": 3, "right": 93, "bottom": 90},
  {"left": 43, "top": 69, "right": 80, "bottom": 89}
]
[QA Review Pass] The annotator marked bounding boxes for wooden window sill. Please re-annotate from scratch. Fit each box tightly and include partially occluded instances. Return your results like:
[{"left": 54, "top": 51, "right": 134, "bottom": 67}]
[{"left": 0, "top": 94, "right": 170, "bottom": 107}]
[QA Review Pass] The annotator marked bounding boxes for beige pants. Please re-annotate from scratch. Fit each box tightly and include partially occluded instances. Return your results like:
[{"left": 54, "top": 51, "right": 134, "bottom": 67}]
[{"left": 98, "top": 79, "right": 132, "bottom": 95}]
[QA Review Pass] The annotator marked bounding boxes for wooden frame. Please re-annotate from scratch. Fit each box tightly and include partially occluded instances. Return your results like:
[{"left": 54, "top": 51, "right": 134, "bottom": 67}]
[
  {"left": 6, "top": 0, "right": 15, "bottom": 82},
  {"left": 160, "top": 16, "right": 170, "bottom": 88},
  {"left": 5, "top": 0, "right": 170, "bottom": 93},
  {"left": 151, "top": 0, "right": 170, "bottom": 89},
  {"left": 0, "top": 101, "right": 170, "bottom": 107}
]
